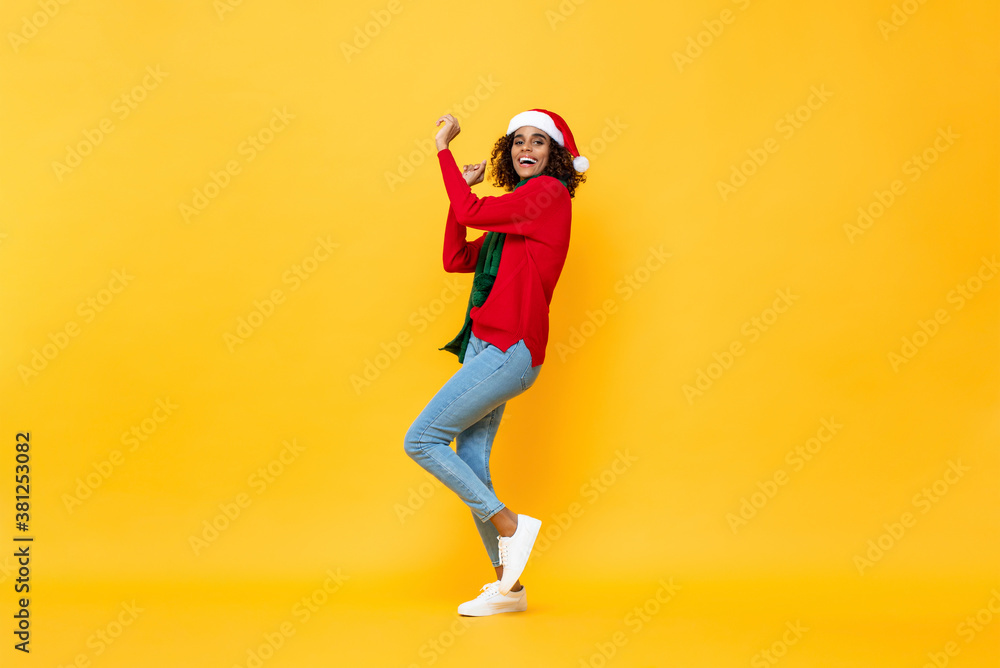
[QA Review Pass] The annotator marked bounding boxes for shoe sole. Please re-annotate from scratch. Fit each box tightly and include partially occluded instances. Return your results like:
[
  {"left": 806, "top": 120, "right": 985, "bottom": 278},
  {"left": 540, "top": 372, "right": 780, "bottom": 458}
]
[
  {"left": 457, "top": 603, "right": 527, "bottom": 617},
  {"left": 458, "top": 592, "right": 527, "bottom": 616},
  {"left": 498, "top": 516, "right": 542, "bottom": 595}
]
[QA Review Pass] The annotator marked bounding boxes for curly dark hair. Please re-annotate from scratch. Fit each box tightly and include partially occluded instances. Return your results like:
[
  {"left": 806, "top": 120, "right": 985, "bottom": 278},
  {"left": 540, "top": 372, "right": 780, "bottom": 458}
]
[{"left": 488, "top": 132, "right": 586, "bottom": 199}]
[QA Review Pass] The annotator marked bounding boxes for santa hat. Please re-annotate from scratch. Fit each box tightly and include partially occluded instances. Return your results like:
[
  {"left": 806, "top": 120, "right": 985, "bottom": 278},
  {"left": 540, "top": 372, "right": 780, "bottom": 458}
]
[{"left": 506, "top": 108, "right": 589, "bottom": 173}]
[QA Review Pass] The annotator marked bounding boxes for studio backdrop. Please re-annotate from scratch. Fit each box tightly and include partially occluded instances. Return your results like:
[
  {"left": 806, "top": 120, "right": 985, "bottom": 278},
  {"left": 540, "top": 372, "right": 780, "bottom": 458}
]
[{"left": 0, "top": 0, "right": 997, "bottom": 666}]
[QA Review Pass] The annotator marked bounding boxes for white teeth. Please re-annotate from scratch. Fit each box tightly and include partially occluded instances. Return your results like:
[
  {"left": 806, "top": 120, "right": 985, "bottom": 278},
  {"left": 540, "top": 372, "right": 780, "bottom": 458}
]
[{"left": 519, "top": 157, "right": 536, "bottom": 165}]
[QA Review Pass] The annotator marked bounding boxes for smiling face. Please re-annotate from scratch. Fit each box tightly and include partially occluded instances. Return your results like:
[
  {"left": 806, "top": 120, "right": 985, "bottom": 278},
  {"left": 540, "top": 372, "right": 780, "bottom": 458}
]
[{"left": 510, "top": 125, "right": 552, "bottom": 180}]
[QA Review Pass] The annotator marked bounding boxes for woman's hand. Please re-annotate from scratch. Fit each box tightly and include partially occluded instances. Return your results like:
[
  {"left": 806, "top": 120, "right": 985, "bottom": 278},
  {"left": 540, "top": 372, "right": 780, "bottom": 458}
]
[
  {"left": 435, "top": 113, "right": 460, "bottom": 151},
  {"left": 462, "top": 159, "right": 487, "bottom": 187}
]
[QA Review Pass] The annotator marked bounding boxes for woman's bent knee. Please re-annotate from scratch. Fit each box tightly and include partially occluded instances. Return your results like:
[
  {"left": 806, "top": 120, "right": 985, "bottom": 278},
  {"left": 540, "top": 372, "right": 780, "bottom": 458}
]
[{"left": 403, "top": 423, "right": 424, "bottom": 459}]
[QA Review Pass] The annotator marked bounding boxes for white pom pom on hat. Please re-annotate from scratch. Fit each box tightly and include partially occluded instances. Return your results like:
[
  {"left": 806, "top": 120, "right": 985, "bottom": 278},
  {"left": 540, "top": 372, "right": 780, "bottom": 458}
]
[{"left": 506, "top": 109, "right": 589, "bottom": 173}]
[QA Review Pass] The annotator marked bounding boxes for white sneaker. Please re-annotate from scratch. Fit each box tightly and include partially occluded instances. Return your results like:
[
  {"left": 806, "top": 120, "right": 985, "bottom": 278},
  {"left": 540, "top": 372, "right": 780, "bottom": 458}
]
[
  {"left": 457, "top": 580, "right": 527, "bottom": 616},
  {"left": 497, "top": 514, "right": 542, "bottom": 595}
]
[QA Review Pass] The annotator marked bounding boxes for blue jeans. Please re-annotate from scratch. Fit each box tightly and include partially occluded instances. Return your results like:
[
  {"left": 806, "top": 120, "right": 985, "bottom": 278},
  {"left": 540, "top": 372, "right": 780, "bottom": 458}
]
[{"left": 404, "top": 331, "right": 542, "bottom": 567}]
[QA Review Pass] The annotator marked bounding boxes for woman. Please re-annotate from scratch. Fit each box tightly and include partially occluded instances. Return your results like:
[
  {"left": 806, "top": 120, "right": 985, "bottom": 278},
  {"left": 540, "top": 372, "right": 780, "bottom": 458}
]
[{"left": 404, "top": 109, "right": 588, "bottom": 616}]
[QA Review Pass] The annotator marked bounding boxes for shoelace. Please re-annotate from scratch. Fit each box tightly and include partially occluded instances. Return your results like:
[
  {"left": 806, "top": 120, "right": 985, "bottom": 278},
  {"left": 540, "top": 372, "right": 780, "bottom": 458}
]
[
  {"left": 476, "top": 582, "right": 500, "bottom": 599},
  {"left": 497, "top": 536, "right": 510, "bottom": 566}
]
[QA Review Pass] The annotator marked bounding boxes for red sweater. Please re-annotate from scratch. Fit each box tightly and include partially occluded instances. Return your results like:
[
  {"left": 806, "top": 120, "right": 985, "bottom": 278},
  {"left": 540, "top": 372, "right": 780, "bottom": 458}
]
[{"left": 437, "top": 148, "right": 572, "bottom": 367}]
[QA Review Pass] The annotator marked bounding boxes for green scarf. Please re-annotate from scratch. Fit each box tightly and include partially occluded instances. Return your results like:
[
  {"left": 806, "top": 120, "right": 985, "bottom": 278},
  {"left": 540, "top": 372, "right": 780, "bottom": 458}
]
[{"left": 439, "top": 174, "right": 564, "bottom": 363}]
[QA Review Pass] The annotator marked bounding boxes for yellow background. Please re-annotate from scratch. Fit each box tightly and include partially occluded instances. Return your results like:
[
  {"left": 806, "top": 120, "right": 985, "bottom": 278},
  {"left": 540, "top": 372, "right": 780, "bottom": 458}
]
[{"left": 1, "top": 0, "right": 997, "bottom": 666}]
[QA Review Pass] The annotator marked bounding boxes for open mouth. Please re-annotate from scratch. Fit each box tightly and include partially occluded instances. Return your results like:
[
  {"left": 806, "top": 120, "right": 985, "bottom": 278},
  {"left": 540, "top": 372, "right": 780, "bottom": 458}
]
[{"left": 518, "top": 156, "right": 537, "bottom": 166}]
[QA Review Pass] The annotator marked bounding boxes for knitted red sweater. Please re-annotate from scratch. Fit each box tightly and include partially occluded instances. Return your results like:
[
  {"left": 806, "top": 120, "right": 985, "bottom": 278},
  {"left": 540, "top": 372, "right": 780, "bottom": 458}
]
[{"left": 438, "top": 147, "right": 572, "bottom": 367}]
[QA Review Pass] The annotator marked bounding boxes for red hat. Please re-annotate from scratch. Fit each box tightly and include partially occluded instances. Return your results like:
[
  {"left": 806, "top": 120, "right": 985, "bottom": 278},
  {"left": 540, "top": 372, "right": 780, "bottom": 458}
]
[{"left": 506, "top": 108, "right": 589, "bottom": 173}]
